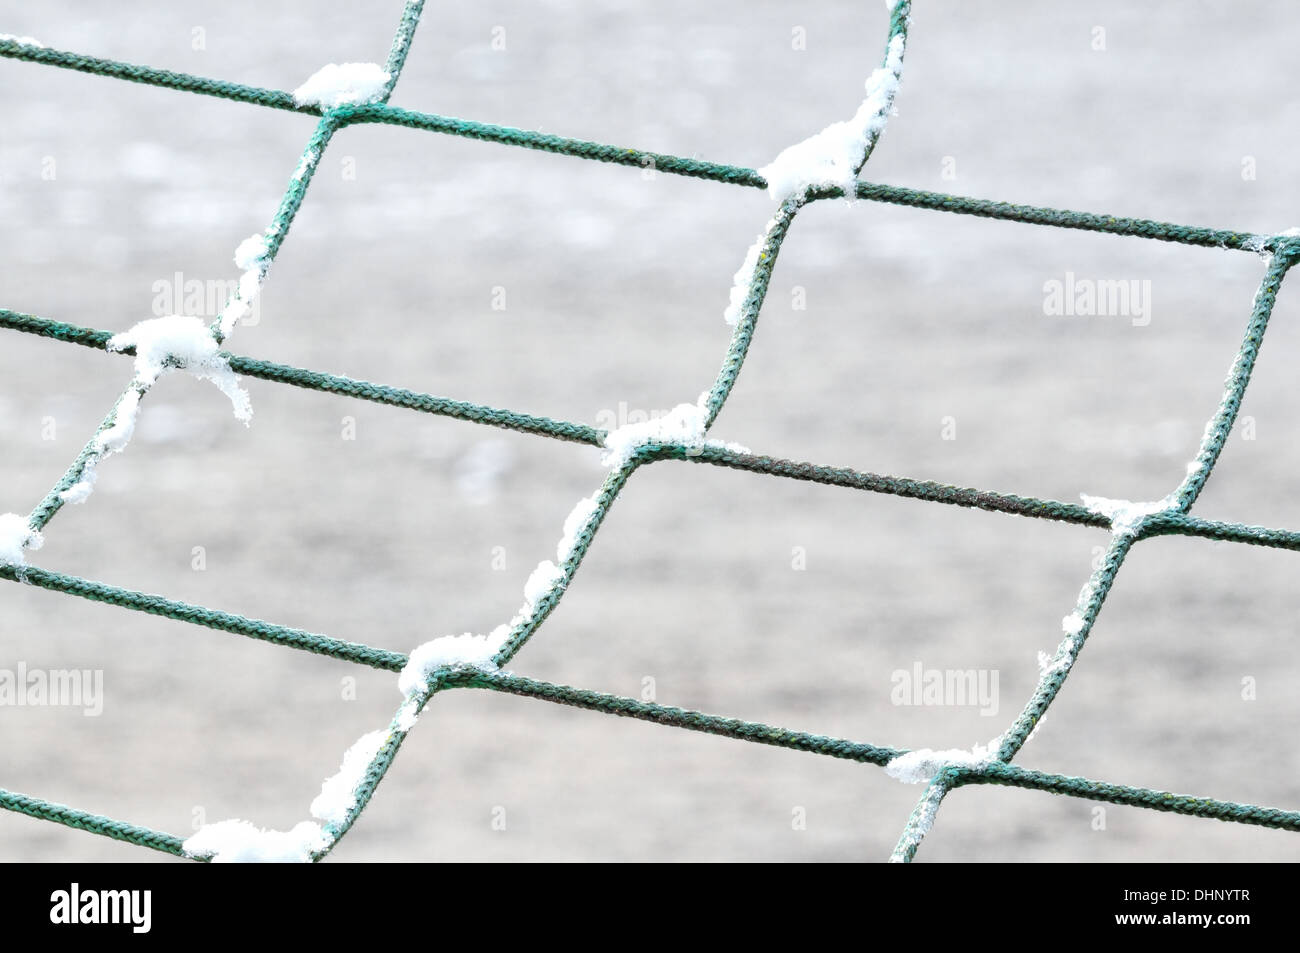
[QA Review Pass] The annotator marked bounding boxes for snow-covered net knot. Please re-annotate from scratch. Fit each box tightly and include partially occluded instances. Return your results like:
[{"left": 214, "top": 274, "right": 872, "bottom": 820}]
[
  {"left": 1247, "top": 226, "right": 1300, "bottom": 260},
  {"left": 0, "top": 513, "right": 42, "bottom": 569},
  {"left": 397, "top": 631, "right": 504, "bottom": 697},
  {"left": 601, "top": 394, "right": 710, "bottom": 468},
  {"left": 757, "top": 32, "right": 906, "bottom": 202},
  {"left": 107, "top": 315, "right": 252, "bottom": 423},
  {"left": 292, "top": 62, "right": 391, "bottom": 109},
  {"left": 400, "top": 512, "right": 597, "bottom": 701},
  {"left": 885, "top": 740, "right": 1000, "bottom": 785},
  {"left": 1080, "top": 493, "right": 1178, "bottom": 537}
]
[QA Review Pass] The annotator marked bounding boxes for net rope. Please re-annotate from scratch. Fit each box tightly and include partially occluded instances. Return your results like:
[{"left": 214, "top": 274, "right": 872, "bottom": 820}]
[{"left": 2, "top": 1, "right": 1298, "bottom": 862}]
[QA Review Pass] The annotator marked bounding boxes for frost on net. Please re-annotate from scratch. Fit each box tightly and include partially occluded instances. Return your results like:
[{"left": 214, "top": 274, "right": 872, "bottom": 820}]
[{"left": 292, "top": 62, "right": 392, "bottom": 109}]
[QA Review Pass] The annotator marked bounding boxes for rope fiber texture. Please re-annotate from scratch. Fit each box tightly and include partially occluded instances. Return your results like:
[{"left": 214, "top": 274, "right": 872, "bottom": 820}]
[{"left": 3, "top": 1, "right": 1299, "bottom": 862}]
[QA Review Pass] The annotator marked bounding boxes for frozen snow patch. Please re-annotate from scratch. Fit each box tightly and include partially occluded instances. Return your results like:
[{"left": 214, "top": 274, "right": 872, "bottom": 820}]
[
  {"left": 888, "top": 779, "right": 945, "bottom": 862},
  {"left": 1240, "top": 229, "right": 1300, "bottom": 260},
  {"left": 292, "top": 149, "right": 318, "bottom": 183},
  {"left": 398, "top": 632, "right": 502, "bottom": 696},
  {"left": 233, "top": 232, "right": 270, "bottom": 271},
  {"left": 1080, "top": 493, "right": 1177, "bottom": 537},
  {"left": 0, "top": 513, "right": 41, "bottom": 568},
  {"left": 220, "top": 232, "right": 273, "bottom": 336},
  {"left": 602, "top": 394, "right": 709, "bottom": 468},
  {"left": 293, "top": 62, "right": 391, "bottom": 109},
  {"left": 184, "top": 721, "right": 403, "bottom": 861},
  {"left": 59, "top": 474, "right": 96, "bottom": 505},
  {"left": 557, "top": 495, "right": 600, "bottom": 565},
  {"left": 0, "top": 33, "right": 44, "bottom": 48},
  {"left": 107, "top": 316, "right": 252, "bottom": 422},
  {"left": 1242, "top": 234, "right": 1270, "bottom": 259},
  {"left": 523, "top": 559, "right": 565, "bottom": 610},
  {"left": 1037, "top": 647, "right": 1074, "bottom": 678},
  {"left": 757, "top": 33, "right": 905, "bottom": 202},
  {"left": 705, "top": 438, "right": 751, "bottom": 455},
  {"left": 95, "top": 389, "right": 142, "bottom": 455},
  {"left": 1024, "top": 713, "right": 1049, "bottom": 745},
  {"left": 885, "top": 739, "right": 1000, "bottom": 785},
  {"left": 723, "top": 220, "right": 780, "bottom": 326},
  {"left": 57, "top": 390, "right": 143, "bottom": 505},
  {"left": 183, "top": 819, "right": 326, "bottom": 863},
  {"left": 395, "top": 696, "right": 421, "bottom": 732},
  {"left": 309, "top": 729, "right": 387, "bottom": 826}
]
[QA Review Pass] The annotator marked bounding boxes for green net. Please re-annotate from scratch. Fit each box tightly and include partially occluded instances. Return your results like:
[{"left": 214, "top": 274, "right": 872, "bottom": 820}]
[{"left": 2, "top": 0, "right": 1298, "bottom": 862}]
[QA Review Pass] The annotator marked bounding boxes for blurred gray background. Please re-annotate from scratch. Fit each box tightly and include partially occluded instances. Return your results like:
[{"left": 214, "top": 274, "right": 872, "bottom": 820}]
[{"left": 2, "top": 0, "right": 1299, "bottom": 862}]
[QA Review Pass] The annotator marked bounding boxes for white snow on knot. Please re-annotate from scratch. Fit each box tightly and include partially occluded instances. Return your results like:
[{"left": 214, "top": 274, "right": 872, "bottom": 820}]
[
  {"left": 107, "top": 316, "right": 252, "bottom": 423},
  {"left": 398, "top": 631, "right": 503, "bottom": 697},
  {"left": 1080, "top": 493, "right": 1177, "bottom": 537},
  {"left": 183, "top": 819, "right": 326, "bottom": 863},
  {"left": 601, "top": 394, "right": 709, "bottom": 468},
  {"left": 885, "top": 739, "right": 1000, "bottom": 785},
  {"left": 292, "top": 62, "right": 391, "bottom": 109},
  {"left": 1241, "top": 229, "right": 1300, "bottom": 260},
  {"left": 1061, "top": 612, "right": 1086, "bottom": 636},
  {"left": 0, "top": 513, "right": 42, "bottom": 568},
  {"left": 1242, "top": 234, "right": 1270, "bottom": 259},
  {"left": 757, "top": 33, "right": 905, "bottom": 202}
]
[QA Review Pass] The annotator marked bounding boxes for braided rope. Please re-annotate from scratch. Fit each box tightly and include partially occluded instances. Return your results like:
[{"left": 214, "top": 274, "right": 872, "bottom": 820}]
[{"left": 3, "top": 0, "right": 1298, "bottom": 862}]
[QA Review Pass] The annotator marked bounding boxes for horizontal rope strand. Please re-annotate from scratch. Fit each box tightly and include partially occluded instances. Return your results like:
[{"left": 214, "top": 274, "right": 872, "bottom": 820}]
[
  {"left": 0, "top": 563, "right": 406, "bottom": 672},
  {"left": 0, "top": 786, "right": 191, "bottom": 858},
  {"left": 452, "top": 668, "right": 903, "bottom": 765}
]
